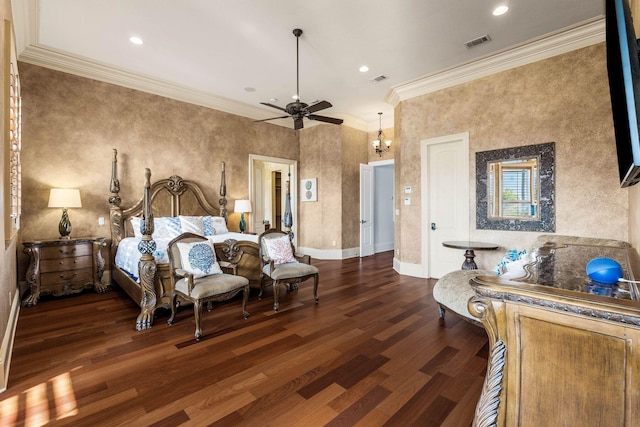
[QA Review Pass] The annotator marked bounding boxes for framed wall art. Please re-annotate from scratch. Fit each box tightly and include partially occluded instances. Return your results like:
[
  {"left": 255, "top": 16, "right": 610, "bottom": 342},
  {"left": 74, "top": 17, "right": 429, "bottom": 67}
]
[{"left": 301, "top": 178, "right": 317, "bottom": 202}]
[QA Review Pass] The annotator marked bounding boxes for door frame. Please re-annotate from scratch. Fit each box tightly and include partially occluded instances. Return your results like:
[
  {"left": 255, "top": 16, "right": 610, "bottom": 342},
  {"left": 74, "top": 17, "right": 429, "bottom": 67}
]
[
  {"left": 420, "top": 132, "right": 469, "bottom": 278},
  {"left": 249, "top": 154, "right": 298, "bottom": 247},
  {"left": 360, "top": 158, "right": 394, "bottom": 257}
]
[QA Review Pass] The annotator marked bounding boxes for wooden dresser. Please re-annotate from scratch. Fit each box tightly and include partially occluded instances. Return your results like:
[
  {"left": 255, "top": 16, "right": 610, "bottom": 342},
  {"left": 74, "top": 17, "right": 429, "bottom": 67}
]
[
  {"left": 469, "top": 242, "right": 640, "bottom": 427},
  {"left": 22, "top": 237, "right": 108, "bottom": 306}
]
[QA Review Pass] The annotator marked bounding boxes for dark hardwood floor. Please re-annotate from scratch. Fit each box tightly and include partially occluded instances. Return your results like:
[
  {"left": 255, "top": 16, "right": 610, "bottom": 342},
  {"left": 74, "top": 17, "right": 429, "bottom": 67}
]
[{"left": 1, "top": 251, "right": 488, "bottom": 426}]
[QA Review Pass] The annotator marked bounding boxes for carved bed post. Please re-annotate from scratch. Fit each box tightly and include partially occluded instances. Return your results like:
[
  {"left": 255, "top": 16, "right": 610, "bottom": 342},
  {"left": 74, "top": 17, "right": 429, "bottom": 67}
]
[
  {"left": 219, "top": 161, "right": 228, "bottom": 220},
  {"left": 136, "top": 168, "right": 157, "bottom": 330},
  {"left": 109, "top": 149, "right": 123, "bottom": 249}
]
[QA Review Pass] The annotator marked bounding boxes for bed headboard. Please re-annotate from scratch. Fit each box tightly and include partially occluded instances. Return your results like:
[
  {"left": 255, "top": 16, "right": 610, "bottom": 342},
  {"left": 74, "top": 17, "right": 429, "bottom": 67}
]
[{"left": 108, "top": 148, "right": 228, "bottom": 249}]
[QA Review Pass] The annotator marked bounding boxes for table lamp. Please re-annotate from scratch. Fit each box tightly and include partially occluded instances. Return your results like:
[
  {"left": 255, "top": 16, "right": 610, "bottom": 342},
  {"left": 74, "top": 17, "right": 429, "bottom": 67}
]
[
  {"left": 48, "top": 188, "right": 82, "bottom": 239},
  {"left": 234, "top": 199, "right": 252, "bottom": 233}
]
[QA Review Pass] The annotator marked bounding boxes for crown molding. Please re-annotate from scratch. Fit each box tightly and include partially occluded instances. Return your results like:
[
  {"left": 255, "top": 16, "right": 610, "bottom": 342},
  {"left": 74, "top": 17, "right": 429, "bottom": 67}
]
[
  {"left": 11, "top": 0, "right": 37, "bottom": 56},
  {"left": 17, "top": 43, "right": 370, "bottom": 131},
  {"left": 385, "top": 18, "right": 605, "bottom": 106}
]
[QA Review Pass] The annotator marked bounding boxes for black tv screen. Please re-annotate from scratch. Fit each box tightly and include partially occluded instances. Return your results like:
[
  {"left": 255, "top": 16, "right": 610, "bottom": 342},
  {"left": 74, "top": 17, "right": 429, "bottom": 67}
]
[{"left": 606, "top": 0, "right": 640, "bottom": 187}]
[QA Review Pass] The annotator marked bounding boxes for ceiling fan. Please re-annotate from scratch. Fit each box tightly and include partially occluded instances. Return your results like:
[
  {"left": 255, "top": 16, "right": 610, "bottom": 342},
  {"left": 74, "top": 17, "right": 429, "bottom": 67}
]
[{"left": 255, "top": 28, "right": 343, "bottom": 130}]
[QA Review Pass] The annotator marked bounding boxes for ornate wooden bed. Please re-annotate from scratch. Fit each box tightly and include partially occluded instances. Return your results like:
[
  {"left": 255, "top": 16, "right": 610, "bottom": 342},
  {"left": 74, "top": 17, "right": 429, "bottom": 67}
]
[{"left": 108, "top": 149, "right": 261, "bottom": 330}]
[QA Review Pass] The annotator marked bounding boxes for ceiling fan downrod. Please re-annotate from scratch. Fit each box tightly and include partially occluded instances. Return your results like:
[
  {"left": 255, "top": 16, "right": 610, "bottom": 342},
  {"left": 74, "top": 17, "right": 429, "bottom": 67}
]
[{"left": 293, "top": 28, "right": 302, "bottom": 101}]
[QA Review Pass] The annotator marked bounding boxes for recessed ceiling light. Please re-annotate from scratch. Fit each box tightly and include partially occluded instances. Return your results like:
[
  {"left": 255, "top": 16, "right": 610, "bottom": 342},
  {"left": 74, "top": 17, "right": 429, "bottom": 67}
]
[
  {"left": 244, "top": 87, "right": 256, "bottom": 92},
  {"left": 129, "top": 36, "right": 143, "bottom": 45},
  {"left": 359, "top": 65, "right": 369, "bottom": 73},
  {"left": 493, "top": 5, "right": 509, "bottom": 16}
]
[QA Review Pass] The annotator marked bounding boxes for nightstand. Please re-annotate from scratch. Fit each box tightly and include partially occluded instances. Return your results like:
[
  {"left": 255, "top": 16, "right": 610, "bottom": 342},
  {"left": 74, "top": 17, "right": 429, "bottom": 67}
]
[{"left": 22, "top": 237, "right": 108, "bottom": 307}]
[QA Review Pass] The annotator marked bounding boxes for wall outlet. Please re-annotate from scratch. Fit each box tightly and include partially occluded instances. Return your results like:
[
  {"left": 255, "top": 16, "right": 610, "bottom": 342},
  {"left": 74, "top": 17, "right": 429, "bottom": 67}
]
[{"left": 98, "top": 217, "right": 105, "bottom": 226}]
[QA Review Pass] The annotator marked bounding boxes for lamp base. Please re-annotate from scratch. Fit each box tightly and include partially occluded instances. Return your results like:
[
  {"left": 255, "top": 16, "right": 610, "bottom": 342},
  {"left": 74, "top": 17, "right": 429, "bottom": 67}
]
[
  {"left": 239, "top": 213, "right": 246, "bottom": 234},
  {"left": 59, "top": 208, "right": 72, "bottom": 239}
]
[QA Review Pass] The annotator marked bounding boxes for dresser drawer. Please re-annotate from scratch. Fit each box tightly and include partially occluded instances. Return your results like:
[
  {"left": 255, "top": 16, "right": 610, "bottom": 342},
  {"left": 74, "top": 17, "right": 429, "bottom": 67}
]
[
  {"left": 40, "top": 255, "right": 92, "bottom": 273},
  {"left": 40, "top": 267, "right": 94, "bottom": 287},
  {"left": 40, "top": 243, "right": 92, "bottom": 260}
]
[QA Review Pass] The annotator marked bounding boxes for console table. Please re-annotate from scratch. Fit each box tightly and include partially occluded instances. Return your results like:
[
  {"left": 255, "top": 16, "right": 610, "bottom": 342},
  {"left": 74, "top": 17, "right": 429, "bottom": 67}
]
[
  {"left": 469, "top": 242, "right": 640, "bottom": 426},
  {"left": 442, "top": 240, "right": 499, "bottom": 270},
  {"left": 22, "top": 237, "right": 108, "bottom": 306}
]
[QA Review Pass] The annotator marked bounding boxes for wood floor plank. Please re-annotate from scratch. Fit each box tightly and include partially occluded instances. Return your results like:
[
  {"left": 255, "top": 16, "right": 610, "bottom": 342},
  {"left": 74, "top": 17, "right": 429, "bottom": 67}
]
[{"left": 4, "top": 251, "right": 488, "bottom": 426}]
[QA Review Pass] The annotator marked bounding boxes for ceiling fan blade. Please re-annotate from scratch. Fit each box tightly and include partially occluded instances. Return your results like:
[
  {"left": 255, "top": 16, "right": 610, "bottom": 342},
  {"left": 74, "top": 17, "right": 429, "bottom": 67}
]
[
  {"left": 254, "top": 115, "right": 290, "bottom": 123},
  {"left": 260, "top": 102, "right": 287, "bottom": 112},
  {"left": 294, "top": 118, "right": 304, "bottom": 130},
  {"left": 308, "top": 114, "right": 343, "bottom": 125},
  {"left": 306, "top": 100, "right": 332, "bottom": 113}
]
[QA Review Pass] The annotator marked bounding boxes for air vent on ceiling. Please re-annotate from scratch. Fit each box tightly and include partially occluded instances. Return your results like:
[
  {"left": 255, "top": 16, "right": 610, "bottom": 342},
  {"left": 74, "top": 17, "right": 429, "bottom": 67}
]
[
  {"left": 464, "top": 34, "right": 491, "bottom": 48},
  {"left": 369, "top": 75, "right": 387, "bottom": 83}
]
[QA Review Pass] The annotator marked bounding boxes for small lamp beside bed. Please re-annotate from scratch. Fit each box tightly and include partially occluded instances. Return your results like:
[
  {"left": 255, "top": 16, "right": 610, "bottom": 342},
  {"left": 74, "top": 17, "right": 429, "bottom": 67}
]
[
  {"left": 235, "top": 199, "right": 252, "bottom": 233},
  {"left": 48, "top": 188, "right": 82, "bottom": 239}
]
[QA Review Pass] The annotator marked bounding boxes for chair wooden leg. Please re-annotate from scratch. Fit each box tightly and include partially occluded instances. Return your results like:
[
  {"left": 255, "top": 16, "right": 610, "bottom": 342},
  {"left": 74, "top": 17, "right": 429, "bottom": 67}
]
[
  {"left": 193, "top": 300, "right": 203, "bottom": 341},
  {"left": 167, "top": 292, "right": 178, "bottom": 325},
  {"left": 273, "top": 281, "right": 280, "bottom": 312},
  {"left": 438, "top": 304, "right": 446, "bottom": 319},
  {"left": 242, "top": 286, "right": 250, "bottom": 319},
  {"left": 313, "top": 274, "right": 319, "bottom": 304}
]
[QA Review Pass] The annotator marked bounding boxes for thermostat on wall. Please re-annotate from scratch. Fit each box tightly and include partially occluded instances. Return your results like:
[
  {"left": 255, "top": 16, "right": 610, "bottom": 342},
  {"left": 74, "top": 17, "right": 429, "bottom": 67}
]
[
  {"left": 404, "top": 186, "right": 412, "bottom": 193},
  {"left": 404, "top": 197, "right": 411, "bottom": 205}
]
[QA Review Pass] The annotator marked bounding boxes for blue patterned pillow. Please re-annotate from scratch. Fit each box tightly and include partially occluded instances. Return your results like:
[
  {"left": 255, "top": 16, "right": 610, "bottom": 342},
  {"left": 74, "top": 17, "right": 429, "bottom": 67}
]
[
  {"left": 176, "top": 240, "right": 222, "bottom": 278},
  {"left": 204, "top": 216, "right": 228, "bottom": 236}
]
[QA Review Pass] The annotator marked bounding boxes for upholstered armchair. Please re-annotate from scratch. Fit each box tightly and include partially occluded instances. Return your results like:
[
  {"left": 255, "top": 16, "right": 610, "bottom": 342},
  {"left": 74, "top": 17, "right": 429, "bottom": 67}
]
[
  {"left": 167, "top": 232, "right": 249, "bottom": 341},
  {"left": 258, "top": 229, "right": 319, "bottom": 311}
]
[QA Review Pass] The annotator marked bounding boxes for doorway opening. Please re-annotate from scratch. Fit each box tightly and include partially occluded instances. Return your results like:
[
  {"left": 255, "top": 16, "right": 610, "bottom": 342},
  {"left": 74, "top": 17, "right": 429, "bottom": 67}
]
[
  {"left": 249, "top": 155, "right": 298, "bottom": 246},
  {"left": 360, "top": 159, "right": 395, "bottom": 257}
]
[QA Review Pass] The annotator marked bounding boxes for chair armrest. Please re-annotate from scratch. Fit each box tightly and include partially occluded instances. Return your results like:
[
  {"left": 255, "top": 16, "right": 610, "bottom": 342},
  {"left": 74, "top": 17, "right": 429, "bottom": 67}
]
[
  {"left": 175, "top": 268, "right": 195, "bottom": 292},
  {"left": 295, "top": 254, "right": 311, "bottom": 264},
  {"left": 218, "top": 261, "right": 238, "bottom": 275},
  {"left": 175, "top": 268, "right": 190, "bottom": 279}
]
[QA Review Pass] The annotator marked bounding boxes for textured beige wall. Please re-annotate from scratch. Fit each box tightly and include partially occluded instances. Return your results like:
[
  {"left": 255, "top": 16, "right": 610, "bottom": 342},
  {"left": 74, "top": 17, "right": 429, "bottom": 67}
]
[
  {"left": 341, "top": 126, "right": 368, "bottom": 248},
  {"left": 298, "top": 125, "right": 342, "bottom": 249},
  {"left": 396, "top": 43, "right": 629, "bottom": 269},
  {"left": 18, "top": 63, "right": 298, "bottom": 272}
]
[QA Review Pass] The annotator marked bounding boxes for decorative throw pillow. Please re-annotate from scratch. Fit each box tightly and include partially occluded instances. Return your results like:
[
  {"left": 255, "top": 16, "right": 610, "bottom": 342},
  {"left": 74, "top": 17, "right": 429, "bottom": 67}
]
[
  {"left": 264, "top": 235, "right": 297, "bottom": 265},
  {"left": 179, "top": 216, "right": 205, "bottom": 235},
  {"left": 154, "top": 217, "right": 182, "bottom": 239},
  {"left": 130, "top": 217, "right": 143, "bottom": 238},
  {"left": 495, "top": 249, "right": 531, "bottom": 279},
  {"left": 176, "top": 240, "right": 222, "bottom": 279},
  {"left": 205, "top": 216, "right": 229, "bottom": 235}
]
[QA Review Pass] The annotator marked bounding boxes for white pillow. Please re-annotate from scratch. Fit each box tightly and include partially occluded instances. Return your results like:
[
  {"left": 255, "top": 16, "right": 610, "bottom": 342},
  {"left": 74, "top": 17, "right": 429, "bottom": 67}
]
[
  {"left": 205, "top": 216, "right": 228, "bottom": 235},
  {"left": 176, "top": 240, "right": 222, "bottom": 278},
  {"left": 154, "top": 217, "right": 182, "bottom": 239},
  {"left": 179, "top": 216, "right": 205, "bottom": 235},
  {"left": 130, "top": 217, "right": 143, "bottom": 238},
  {"left": 130, "top": 216, "right": 181, "bottom": 239},
  {"left": 264, "top": 235, "right": 297, "bottom": 265}
]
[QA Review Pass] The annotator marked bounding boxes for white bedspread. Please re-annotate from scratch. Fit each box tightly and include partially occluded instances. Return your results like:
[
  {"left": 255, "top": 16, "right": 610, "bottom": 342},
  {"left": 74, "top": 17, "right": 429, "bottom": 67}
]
[{"left": 114, "top": 232, "right": 259, "bottom": 281}]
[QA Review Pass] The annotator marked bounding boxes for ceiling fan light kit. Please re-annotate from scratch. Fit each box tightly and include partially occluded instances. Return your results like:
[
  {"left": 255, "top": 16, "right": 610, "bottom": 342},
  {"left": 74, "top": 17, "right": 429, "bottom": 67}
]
[{"left": 255, "top": 28, "right": 343, "bottom": 130}]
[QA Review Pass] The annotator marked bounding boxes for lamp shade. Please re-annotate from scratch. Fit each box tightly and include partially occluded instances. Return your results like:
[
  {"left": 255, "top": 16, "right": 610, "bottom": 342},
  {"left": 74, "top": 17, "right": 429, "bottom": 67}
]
[
  {"left": 48, "top": 188, "right": 82, "bottom": 208},
  {"left": 234, "top": 199, "right": 252, "bottom": 213}
]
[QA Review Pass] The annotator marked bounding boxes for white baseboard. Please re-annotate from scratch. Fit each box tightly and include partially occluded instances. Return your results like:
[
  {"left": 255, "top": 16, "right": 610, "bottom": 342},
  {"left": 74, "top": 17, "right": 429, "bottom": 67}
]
[
  {"left": 298, "top": 246, "right": 360, "bottom": 260},
  {"left": 393, "top": 257, "right": 428, "bottom": 278},
  {"left": 0, "top": 291, "right": 20, "bottom": 393}
]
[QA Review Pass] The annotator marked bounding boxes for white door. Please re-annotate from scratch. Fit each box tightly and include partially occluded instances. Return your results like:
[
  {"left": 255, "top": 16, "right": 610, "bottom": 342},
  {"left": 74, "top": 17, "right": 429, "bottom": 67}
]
[
  {"left": 422, "top": 133, "right": 469, "bottom": 278},
  {"left": 360, "top": 163, "right": 374, "bottom": 257}
]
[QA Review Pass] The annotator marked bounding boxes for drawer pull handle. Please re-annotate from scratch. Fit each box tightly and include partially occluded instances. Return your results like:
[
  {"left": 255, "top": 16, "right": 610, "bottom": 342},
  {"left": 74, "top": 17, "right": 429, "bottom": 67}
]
[
  {"left": 59, "top": 273, "right": 78, "bottom": 280},
  {"left": 59, "top": 248, "right": 76, "bottom": 255}
]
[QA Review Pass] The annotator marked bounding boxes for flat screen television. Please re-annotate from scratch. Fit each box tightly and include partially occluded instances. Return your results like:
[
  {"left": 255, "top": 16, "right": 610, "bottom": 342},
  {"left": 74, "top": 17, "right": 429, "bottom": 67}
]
[{"left": 606, "top": 0, "right": 640, "bottom": 187}]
